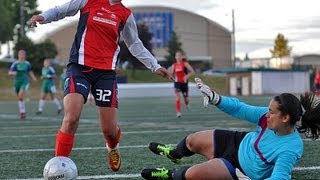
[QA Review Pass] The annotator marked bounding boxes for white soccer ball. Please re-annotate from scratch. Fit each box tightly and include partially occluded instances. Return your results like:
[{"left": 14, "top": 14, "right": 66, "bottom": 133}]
[{"left": 43, "top": 156, "right": 78, "bottom": 180}]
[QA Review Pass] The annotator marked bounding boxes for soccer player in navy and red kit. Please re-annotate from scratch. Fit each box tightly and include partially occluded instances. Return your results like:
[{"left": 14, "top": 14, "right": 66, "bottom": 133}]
[
  {"left": 31, "top": 0, "right": 173, "bottom": 172},
  {"left": 314, "top": 68, "right": 320, "bottom": 96},
  {"left": 171, "top": 51, "right": 195, "bottom": 117}
]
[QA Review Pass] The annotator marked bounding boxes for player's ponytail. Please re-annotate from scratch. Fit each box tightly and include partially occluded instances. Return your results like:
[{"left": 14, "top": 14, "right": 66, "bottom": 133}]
[{"left": 298, "top": 93, "right": 320, "bottom": 140}]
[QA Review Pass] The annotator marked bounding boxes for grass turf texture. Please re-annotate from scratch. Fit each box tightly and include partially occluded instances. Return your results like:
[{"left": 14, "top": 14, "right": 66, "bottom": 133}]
[{"left": 0, "top": 96, "right": 319, "bottom": 179}]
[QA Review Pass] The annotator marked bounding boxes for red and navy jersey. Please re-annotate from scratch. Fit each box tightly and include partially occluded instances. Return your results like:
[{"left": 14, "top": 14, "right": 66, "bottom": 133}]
[
  {"left": 41, "top": 0, "right": 161, "bottom": 72},
  {"left": 173, "top": 62, "right": 187, "bottom": 83},
  {"left": 315, "top": 72, "right": 320, "bottom": 84}
]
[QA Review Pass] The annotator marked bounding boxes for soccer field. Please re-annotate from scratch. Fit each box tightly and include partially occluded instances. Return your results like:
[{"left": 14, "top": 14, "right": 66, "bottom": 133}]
[{"left": 0, "top": 96, "right": 319, "bottom": 179}]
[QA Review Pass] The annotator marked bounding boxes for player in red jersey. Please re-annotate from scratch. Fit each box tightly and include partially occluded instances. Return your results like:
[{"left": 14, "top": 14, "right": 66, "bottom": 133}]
[
  {"left": 314, "top": 68, "right": 320, "bottom": 96},
  {"left": 31, "top": 0, "right": 173, "bottom": 172},
  {"left": 171, "top": 51, "right": 195, "bottom": 117}
]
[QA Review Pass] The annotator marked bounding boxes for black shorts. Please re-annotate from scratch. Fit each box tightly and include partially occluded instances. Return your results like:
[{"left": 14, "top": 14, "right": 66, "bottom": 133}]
[
  {"left": 64, "top": 63, "right": 118, "bottom": 107},
  {"left": 174, "top": 82, "right": 188, "bottom": 97},
  {"left": 316, "top": 83, "right": 320, "bottom": 91},
  {"left": 213, "top": 129, "right": 248, "bottom": 178}
]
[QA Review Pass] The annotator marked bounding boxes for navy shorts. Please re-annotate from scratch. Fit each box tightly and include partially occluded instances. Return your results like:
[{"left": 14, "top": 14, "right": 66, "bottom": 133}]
[
  {"left": 316, "top": 83, "right": 320, "bottom": 91},
  {"left": 64, "top": 63, "right": 118, "bottom": 107},
  {"left": 174, "top": 82, "right": 189, "bottom": 97},
  {"left": 213, "top": 129, "right": 248, "bottom": 179}
]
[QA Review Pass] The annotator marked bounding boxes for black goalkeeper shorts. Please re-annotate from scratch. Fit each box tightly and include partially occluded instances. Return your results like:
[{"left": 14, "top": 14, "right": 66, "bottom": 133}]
[{"left": 213, "top": 129, "right": 248, "bottom": 176}]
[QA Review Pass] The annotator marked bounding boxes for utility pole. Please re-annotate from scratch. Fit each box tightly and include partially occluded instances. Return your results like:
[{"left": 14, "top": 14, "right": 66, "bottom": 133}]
[
  {"left": 231, "top": 9, "right": 236, "bottom": 67},
  {"left": 19, "top": 0, "right": 25, "bottom": 37}
]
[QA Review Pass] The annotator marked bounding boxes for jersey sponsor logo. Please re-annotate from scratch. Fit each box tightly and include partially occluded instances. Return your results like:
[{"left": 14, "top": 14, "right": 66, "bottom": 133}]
[
  {"left": 76, "top": 82, "right": 88, "bottom": 89},
  {"left": 93, "top": 16, "right": 117, "bottom": 26},
  {"left": 64, "top": 78, "right": 70, "bottom": 90},
  {"left": 110, "top": 13, "right": 116, "bottom": 19}
]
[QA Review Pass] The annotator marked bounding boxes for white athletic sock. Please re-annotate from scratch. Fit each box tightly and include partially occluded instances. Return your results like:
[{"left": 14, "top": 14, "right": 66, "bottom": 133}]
[
  {"left": 38, "top": 99, "right": 45, "bottom": 112},
  {"left": 18, "top": 100, "right": 26, "bottom": 113},
  {"left": 53, "top": 98, "right": 62, "bottom": 110}
]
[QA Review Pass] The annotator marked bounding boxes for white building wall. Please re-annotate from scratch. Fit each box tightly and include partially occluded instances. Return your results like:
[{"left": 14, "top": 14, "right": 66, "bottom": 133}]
[
  {"left": 241, "top": 77, "right": 250, "bottom": 96},
  {"left": 229, "top": 77, "right": 237, "bottom": 96},
  {"left": 251, "top": 72, "right": 262, "bottom": 95},
  {"left": 261, "top": 72, "right": 310, "bottom": 94}
]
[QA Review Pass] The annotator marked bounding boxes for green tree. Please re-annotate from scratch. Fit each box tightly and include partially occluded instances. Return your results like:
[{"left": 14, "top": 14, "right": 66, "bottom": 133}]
[
  {"left": 270, "top": 33, "right": 292, "bottom": 58},
  {"left": 10, "top": 0, "right": 40, "bottom": 38},
  {"left": 0, "top": 0, "right": 14, "bottom": 54},
  {"left": 118, "top": 23, "right": 153, "bottom": 76},
  {"left": 0, "top": 0, "right": 40, "bottom": 55},
  {"left": 0, "top": 1, "right": 13, "bottom": 43},
  {"left": 14, "top": 37, "right": 58, "bottom": 73},
  {"left": 164, "top": 31, "right": 184, "bottom": 67}
]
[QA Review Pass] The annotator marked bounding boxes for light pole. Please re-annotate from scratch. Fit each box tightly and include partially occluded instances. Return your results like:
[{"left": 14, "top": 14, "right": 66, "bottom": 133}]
[
  {"left": 19, "top": 0, "right": 25, "bottom": 37},
  {"left": 231, "top": 9, "right": 236, "bottom": 67}
]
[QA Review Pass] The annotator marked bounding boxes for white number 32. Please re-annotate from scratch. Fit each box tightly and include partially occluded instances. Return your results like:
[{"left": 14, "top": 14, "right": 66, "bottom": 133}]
[{"left": 96, "top": 89, "right": 112, "bottom": 102}]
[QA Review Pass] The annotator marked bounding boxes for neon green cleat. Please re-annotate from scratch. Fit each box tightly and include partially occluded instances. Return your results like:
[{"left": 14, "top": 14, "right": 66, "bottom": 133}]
[
  {"left": 149, "top": 142, "right": 181, "bottom": 164},
  {"left": 141, "top": 168, "right": 173, "bottom": 180}
]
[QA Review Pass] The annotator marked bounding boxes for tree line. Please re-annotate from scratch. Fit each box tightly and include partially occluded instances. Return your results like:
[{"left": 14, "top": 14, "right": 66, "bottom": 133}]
[{"left": 0, "top": 0, "right": 58, "bottom": 73}]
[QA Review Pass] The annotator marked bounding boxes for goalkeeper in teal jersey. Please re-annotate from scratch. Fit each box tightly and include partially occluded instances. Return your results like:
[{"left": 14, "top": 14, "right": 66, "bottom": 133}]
[
  {"left": 36, "top": 59, "right": 62, "bottom": 115},
  {"left": 142, "top": 78, "right": 320, "bottom": 180},
  {"left": 8, "top": 50, "right": 37, "bottom": 119}
]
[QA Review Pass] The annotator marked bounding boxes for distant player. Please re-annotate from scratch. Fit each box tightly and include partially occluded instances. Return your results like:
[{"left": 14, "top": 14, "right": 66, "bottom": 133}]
[
  {"left": 314, "top": 68, "right": 320, "bottom": 96},
  {"left": 8, "top": 50, "right": 37, "bottom": 119},
  {"left": 36, "top": 59, "right": 62, "bottom": 115},
  {"left": 170, "top": 51, "right": 195, "bottom": 117}
]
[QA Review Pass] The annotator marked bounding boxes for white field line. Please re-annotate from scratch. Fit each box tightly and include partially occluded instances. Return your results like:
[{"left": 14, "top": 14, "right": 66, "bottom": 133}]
[
  {"left": 9, "top": 167, "right": 320, "bottom": 180},
  {"left": 0, "top": 135, "right": 317, "bottom": 153},
  {"left": 0, "top": 129, "right": 204, "bottom": 138},
  {"left": 294, "top": 166, "right": 320, "bottom": 171},
  {"left": 10, "top": 173, "right": 141, "bottom": 180},
  {"left": 0, "top": 144, "right": 148, "bottom": 153},
  {"left": 0, "top": 114, "right": 97, "bottom": 124},
  {"left": 0, "top": 128, "right": 317, "bottom": 142}
]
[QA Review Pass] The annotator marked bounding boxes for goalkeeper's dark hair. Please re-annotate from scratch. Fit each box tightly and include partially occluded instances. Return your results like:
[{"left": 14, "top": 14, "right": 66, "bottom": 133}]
[{"left": 274, "top": 93, "right": 320, "bottom": 140}]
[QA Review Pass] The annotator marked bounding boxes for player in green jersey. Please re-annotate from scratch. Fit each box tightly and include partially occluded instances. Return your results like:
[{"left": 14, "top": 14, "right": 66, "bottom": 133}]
[
  {"left": 36, "top": 59, "right": 62, "bottom": 115},
  {"left": 8, "top": 50, "right": 37, "bottom": 119}
]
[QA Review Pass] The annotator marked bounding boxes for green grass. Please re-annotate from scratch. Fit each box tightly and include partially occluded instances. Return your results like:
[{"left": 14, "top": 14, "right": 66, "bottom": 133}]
[{"left": 0, "top": 96, "right": 319, "bottom": 179}]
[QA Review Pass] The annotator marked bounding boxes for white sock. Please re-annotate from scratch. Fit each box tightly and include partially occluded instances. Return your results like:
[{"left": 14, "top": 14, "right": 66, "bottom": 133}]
[
  {"left": 53, "top": 98, "right": 62, "bottom": 110},
  {"left": 38, "top": 99, "right": 45, "bottom": 112},
  {"left": 18, "top": 100, "right": 26, "bottom": 113}
]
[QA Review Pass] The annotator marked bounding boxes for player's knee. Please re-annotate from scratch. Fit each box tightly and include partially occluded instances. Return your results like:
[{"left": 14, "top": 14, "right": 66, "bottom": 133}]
[
  {"left": 63, "top": 114, "right": 80, "bottom": 127},
  {"left": 61, "top": 118, "right": 79, "bottom": 134},
  {"left": 185, "top": 134, "right": 196, "bottom": 151}
]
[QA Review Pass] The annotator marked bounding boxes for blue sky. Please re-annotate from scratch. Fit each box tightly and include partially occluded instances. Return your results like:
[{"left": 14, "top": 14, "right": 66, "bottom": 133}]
[{"left": 27, "top": 0, "right": 320, "bottom": 59}]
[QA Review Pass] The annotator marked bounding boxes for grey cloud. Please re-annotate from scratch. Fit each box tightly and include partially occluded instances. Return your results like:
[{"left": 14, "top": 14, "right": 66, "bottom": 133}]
[
  {"left": 236, "top": 40, "right": 273, "bottom": 55},
  {"left": 287, "top": 16, "right": 320, "bottom": 29}
]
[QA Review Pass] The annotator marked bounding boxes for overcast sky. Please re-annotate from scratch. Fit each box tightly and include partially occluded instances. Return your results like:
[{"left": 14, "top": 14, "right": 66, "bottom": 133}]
[{"left": 29, "top": 0, "right": 320, "bottom": 59}]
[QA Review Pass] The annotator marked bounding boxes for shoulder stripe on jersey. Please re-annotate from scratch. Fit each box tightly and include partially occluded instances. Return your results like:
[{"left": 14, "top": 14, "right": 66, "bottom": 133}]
[{"left": 70, "top": 12, "right": 89, "bottom": 62}]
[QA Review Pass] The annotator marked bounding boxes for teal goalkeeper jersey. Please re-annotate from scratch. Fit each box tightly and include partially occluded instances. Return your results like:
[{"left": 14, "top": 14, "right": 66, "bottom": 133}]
[
  {"left": 9, "top": 60, "right": 31, "bottom": 83},
  {"left": 216, "top": 96, "right": 303, "bottom": 180}
]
